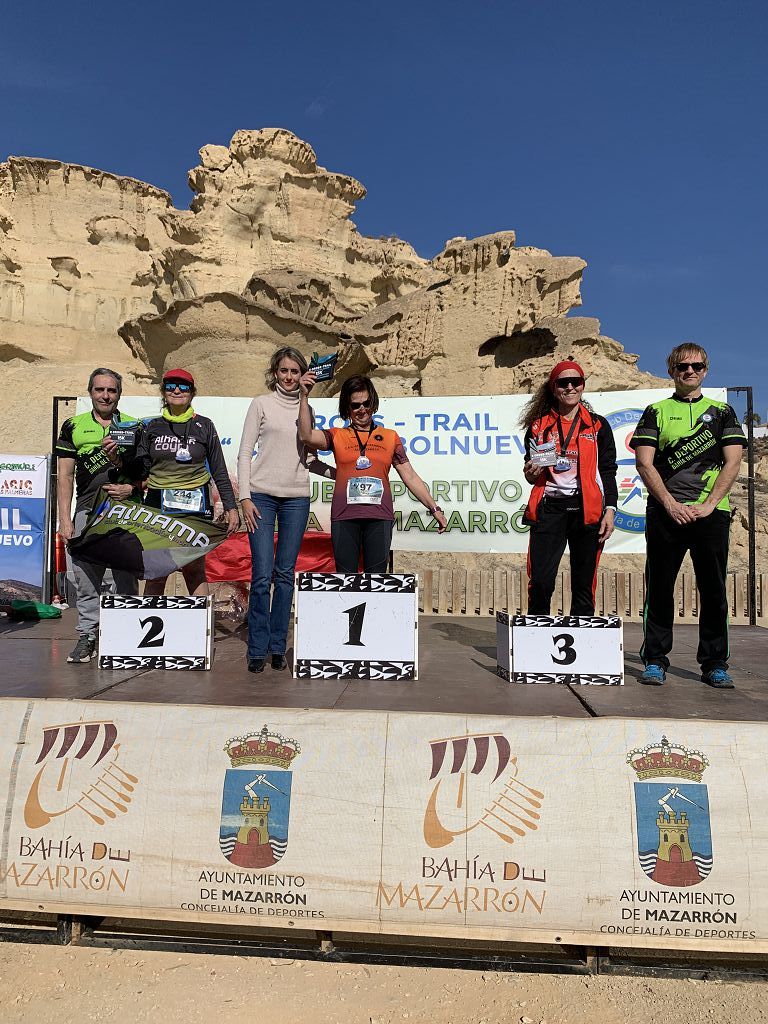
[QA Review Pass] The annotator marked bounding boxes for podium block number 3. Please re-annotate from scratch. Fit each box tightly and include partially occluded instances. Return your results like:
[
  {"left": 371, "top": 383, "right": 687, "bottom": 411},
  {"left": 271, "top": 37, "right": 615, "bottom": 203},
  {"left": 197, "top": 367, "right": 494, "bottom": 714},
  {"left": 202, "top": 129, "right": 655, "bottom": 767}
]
[
  {"left": 344, "top": 602, "right": 366, "bottom": 646},
  {"left": 551, "top": 632, "right": 577, "bottom": 666},
  {"left": 138, "top": 615, "right": 165, "bottom": 649}
]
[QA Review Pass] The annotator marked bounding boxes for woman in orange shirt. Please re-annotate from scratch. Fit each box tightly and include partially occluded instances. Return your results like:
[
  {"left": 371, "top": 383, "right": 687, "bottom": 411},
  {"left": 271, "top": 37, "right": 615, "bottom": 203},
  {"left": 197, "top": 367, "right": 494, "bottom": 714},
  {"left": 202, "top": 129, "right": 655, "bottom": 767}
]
[{"left": 299, "top": 373, "right": 447, "bottom": 571}]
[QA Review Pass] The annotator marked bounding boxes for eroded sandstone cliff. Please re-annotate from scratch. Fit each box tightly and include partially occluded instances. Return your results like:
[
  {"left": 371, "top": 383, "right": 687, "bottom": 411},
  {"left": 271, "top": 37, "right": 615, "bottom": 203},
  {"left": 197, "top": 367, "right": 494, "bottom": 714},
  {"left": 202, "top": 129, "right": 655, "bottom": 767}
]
[
  {"left": 3, "top": 128, "right": 761, "bottom": 572},
  {"left": 0, "top": 127, "right": 661, "bottom": 454}
]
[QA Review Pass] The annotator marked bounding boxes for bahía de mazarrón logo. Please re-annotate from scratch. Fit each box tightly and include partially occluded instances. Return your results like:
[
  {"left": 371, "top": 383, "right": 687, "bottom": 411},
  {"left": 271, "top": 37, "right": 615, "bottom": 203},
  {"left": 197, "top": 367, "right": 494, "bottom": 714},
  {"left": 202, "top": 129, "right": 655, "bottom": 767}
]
[
  {"left": 423, "top": 731, "right": 544, "bottom": 849},
  {"left": 24, "top": 719, "right": 139, "bottom": 829},
  {"left": 219, "top": 726, "right": 300, "bottom": 869},
  {"left": 627, "top": 735, "right": 713, "bottom": 887}
]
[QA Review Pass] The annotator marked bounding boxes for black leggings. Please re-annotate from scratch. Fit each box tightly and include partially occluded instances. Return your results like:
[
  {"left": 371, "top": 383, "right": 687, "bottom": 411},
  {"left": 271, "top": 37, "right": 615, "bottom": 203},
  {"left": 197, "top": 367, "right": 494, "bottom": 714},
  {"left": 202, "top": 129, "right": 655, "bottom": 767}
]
[
  {"left": 331, "top": 519, "right": 394, "bottom": 573},
  {"left": 527, "top": 497, "right": 602, "bottom": 615}
]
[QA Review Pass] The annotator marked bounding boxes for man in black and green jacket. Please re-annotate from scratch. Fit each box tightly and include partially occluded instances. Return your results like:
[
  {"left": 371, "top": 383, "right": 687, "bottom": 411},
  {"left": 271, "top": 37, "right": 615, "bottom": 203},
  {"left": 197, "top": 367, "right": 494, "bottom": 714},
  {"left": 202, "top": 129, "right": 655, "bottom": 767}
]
[
  {"left": 630, "top": 344, "right": 746, "bottom": 688},
  {"left": 56, "top": 368, "right": 141, "bottom": 663}
]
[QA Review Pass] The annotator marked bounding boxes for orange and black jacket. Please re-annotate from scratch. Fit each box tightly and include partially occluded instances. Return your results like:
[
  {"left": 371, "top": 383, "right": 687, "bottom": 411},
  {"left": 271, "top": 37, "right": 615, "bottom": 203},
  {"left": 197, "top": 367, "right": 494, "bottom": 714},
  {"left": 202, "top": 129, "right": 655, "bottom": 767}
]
[{"left": 523, "top": 405, "right": 618, "bottom": 525}]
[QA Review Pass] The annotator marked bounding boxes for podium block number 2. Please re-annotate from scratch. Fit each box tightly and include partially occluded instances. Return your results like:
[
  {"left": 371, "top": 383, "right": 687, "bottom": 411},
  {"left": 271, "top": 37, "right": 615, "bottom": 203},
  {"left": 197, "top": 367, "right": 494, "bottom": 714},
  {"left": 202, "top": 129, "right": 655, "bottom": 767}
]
[
  {"left": 344, "top": 602, "right": 366, "bottom": 646},
  {"left": 138, "top": 616, "right": 165, "bottom": 649}
]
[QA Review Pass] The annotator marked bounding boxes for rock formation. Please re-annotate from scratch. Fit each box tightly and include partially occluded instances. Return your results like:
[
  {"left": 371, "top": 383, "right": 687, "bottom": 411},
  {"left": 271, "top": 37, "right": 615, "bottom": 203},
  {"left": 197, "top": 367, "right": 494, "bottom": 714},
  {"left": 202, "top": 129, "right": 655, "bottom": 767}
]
[
  {"left": 1, "top": 127, "right": 661, "bottom": 455},
  {"left": 2, "top": 127, "right": 760, "bottom": 573}
]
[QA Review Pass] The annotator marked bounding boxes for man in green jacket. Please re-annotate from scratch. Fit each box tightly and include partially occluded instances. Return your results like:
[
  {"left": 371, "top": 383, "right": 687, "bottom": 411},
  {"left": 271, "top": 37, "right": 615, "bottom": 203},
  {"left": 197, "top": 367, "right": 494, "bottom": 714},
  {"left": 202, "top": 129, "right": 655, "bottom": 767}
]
[
  {"left": 55, "top": 368, "right": 140, "bottom": 663},
  {"left": 630, "top": 344, "right": 746, "bottom": 688}
]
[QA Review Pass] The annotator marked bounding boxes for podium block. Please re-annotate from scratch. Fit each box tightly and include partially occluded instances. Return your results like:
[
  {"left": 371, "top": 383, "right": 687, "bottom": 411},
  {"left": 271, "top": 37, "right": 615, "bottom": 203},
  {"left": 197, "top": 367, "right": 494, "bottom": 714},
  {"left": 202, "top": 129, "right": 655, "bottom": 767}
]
[
  {"left": 294, "top": 573, "right": 418, "bottom": 680},
  {"left": 99, "top": 594, "right": 213, "bottom": 670},
  {"left": 496, "top": 613, "right": 624, "bottom": 685}
]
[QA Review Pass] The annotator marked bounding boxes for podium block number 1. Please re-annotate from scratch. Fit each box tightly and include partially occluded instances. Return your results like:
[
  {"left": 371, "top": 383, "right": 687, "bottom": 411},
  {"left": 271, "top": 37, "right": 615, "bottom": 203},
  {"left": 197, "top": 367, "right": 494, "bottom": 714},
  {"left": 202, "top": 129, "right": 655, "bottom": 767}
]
[
  {"left": 344, "top": 602, "right": 366, "bottom": 646},
  {"left": 294, "top": 573, "right": 419, "bottom": 680}
]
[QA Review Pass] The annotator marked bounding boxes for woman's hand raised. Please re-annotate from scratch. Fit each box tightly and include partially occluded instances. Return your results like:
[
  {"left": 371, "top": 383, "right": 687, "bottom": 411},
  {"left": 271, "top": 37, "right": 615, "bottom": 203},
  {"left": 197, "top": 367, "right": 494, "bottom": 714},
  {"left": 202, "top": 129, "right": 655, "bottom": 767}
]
[{"left": 299, "top": 370, "right": 317, "bottom": 396}]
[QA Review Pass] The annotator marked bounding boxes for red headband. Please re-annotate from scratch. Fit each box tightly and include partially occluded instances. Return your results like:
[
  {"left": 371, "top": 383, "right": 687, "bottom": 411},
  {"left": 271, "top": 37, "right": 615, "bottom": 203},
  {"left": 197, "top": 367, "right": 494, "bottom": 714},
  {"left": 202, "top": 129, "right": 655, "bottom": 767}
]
[{"left": 549, "top": 360, "right": 585, "bottom": 388}]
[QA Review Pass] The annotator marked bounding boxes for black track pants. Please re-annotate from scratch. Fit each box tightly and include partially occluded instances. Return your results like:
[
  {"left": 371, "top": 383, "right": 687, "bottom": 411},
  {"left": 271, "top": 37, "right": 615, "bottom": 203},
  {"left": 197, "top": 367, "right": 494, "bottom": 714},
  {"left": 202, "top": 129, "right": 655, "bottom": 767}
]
[
  {"left": 331, "top": 519, "right": 394, "bottom": 573},
  {"left": 641, "top": 505, "right": 731, "bottom": 672},
  {"left": 527, "top": 497, "right": 602, "bottom": 615}
]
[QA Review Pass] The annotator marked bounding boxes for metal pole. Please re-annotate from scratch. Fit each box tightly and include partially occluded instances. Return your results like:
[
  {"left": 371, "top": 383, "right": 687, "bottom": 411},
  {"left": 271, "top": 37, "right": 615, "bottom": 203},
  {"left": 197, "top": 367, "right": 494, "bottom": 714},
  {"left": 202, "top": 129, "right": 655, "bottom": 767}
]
[
  {"left": 48, "top": 396, "right": 77, "bottom": 604},
  {"left": 745, "top": 388, "right": 756, "bottom": 626},
  {"left": 729, "top": 387, "right": 757, "bottom": 626}
]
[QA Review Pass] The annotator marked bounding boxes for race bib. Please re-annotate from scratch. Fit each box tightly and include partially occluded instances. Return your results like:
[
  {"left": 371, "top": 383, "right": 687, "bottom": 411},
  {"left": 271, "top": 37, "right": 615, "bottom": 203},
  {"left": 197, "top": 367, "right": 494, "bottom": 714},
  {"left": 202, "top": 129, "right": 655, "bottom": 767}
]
[
  {"left": 347, "top": 476, "right": 384, "bottom": 505},
  {"left": 161, "top": 487, "right": 204, "bottom": 513}
]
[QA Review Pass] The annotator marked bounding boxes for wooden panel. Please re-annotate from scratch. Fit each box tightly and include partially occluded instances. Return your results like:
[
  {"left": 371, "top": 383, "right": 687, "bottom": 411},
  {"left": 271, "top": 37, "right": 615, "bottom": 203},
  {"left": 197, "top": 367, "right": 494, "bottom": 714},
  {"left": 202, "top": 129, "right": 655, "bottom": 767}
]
[
  {"left": 479, "top": 571, "right": 492, "bottom": 617},
  {"left": 493, "top": 570, "right": 506, "bottom": 614},
  {"left": 735, "top": 574, "right": 746, "bottom": 620},
  {"left": 682, "top": 573, "right": 694, "bottom": 621},
  {"left": 519, "top": 569, "right": 529, "bottom": 614},
  {"left": 595, "top": 573, "right": 606, "bottom": 616},
  {"left": 452, "top": 569, "right": 466, "bottom": 616},
  {"left": 467, "top": 571, "right": 480, "bottom": 616},
  {"left": 416, "top": 569, "right": 755, "bottom": 622},
  {"left": 437, "top": 570, "right": 451, "bottom": 615},
  {"left": 631, "top": 573, "right": 644, "bottom": 620},
  {"left": 420, "top": 569, "right": 433, "bottom": 614},
  {"left": 561, "top": 571, "right": 571, "bottom": 615},
  {"left": 727, "top": 572, "right": 736, "bottom": 617}
]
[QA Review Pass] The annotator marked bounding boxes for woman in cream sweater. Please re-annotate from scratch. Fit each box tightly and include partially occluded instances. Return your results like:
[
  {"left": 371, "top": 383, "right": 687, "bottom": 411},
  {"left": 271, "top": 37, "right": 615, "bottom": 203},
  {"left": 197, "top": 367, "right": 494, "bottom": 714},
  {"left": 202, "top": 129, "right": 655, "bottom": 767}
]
[{"left": 237, "top": 347, "right": 329, "bottom": 674}]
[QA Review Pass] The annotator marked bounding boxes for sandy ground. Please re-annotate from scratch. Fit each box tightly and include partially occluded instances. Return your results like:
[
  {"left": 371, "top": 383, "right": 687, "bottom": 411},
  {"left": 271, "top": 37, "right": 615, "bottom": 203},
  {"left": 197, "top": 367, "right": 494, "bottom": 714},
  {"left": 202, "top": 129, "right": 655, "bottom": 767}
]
[{"left": 0, "top": 942, "right": 766, "bottom": 1024}]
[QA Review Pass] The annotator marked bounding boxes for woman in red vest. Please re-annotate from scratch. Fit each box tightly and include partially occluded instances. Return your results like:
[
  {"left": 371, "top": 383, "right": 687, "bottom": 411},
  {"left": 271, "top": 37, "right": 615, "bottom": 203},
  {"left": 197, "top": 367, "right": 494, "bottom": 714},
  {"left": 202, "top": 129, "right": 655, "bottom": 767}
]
[{"left": 521, "top": 360, "right": 618, "bottom": 615}]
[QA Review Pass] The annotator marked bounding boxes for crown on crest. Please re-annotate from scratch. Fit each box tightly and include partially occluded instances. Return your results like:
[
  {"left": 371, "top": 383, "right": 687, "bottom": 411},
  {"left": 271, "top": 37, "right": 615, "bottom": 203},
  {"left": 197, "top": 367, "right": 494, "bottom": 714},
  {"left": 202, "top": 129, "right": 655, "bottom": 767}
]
[
  {"left": 224, "top": 725, "right": 300, "bottom": 769},
  {"left": 626, "top": 735, "right": 708, "bottom": 782}
]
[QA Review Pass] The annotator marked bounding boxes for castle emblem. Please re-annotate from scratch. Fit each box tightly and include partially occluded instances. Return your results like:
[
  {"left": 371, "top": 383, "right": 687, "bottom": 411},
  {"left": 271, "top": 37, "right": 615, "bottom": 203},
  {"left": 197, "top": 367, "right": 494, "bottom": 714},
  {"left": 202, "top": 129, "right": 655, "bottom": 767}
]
[
  {"left": 627, "top": 735, "right": 713, "bottom": 887},
  {"left": 219, "top": 726, "right": 300, "bottom": 868}
]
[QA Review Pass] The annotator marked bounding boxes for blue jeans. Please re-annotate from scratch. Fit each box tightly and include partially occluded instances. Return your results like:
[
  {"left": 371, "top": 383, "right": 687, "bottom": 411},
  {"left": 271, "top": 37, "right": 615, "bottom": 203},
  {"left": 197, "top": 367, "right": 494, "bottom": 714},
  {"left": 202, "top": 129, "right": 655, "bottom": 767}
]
[{"left": 247, "top": 492, "right": 310, "bottom": 660}]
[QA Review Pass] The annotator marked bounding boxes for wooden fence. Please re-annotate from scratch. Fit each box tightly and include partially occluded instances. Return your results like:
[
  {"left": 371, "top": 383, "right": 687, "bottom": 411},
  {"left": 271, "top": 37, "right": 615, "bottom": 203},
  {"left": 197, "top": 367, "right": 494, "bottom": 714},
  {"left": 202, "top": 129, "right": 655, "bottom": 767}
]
[{"left": 418, "top": 569, "right": 767, "bottom": 625}]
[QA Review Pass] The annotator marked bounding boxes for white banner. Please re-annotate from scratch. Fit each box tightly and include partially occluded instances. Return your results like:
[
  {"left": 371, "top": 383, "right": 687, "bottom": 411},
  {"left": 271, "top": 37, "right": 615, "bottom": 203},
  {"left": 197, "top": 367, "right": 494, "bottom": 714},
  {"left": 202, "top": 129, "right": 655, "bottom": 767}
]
[
  {"left": 0, "top": 698, "right": 765, "bottom": 954},
  {"left": 83, "top": 389, "right": 727, "bottom": 554},
  {"left": 0, "top": 455, "right": 49, "bottom": 601}
]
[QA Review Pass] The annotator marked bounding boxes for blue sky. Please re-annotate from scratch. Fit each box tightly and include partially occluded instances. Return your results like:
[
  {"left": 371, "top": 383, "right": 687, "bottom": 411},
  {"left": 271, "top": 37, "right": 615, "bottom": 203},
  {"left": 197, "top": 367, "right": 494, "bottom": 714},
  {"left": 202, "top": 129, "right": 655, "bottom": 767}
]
[{"left": 2, "top": 0, "right": 765, "bottom": 418}]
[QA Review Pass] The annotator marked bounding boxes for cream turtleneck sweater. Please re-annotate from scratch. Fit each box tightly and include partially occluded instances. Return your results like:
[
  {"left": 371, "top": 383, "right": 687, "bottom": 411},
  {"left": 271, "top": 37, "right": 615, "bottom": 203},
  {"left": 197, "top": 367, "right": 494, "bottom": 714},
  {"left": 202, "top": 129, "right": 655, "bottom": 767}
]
[{"left": 237, "top": 386, "right": 325, "bottom": 499}]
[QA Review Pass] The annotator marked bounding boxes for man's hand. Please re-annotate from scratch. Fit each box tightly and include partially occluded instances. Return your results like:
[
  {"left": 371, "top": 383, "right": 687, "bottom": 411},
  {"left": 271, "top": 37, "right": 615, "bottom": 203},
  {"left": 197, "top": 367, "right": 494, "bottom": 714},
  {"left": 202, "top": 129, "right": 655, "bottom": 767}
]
[
  {"left": 598, "top": 507, "right": 615, "bottom": 543},
  {"left": 103, "top": 483, "right": 134, "bottom": 499},
  {"left": 662, "top": 496, "right": 697, "bottom": 525},
  {"left": 689, "top": 499, "right": 715, "bottom": 520},
  {"left": 101, "top": 436, "right": 121, "bottom": 464},
  {"left": 59, "top": 519, "right": 75, "bottom": 542}
]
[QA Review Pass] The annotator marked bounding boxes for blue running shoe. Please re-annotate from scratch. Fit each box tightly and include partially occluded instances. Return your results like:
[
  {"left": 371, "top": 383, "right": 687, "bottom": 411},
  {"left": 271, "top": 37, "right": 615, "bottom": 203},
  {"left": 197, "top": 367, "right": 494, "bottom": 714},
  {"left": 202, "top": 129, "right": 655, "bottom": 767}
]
[
  {"left": 702, "top": 667, "right": 735, "bottom": 689},
  {"left": 640, "top": 663, "right": 666, "bottom": 685}
]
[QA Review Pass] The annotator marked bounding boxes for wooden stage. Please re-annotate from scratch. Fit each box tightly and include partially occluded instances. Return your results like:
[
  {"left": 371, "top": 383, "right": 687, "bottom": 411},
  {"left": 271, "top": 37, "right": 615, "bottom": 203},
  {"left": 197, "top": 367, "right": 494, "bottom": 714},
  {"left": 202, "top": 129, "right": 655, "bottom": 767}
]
[{"left": 2, "top": 609, "right": 766, "bottom": 722}]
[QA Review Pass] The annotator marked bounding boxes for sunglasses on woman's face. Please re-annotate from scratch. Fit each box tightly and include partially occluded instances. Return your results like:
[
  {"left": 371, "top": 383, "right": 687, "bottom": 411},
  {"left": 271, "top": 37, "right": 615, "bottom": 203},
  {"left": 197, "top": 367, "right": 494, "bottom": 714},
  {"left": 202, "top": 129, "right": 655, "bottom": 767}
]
[
  {"left": 555, "top": 377, "right": 585, "bottom": 389},
  {"left": 163, "top": 382, "right": 192, "bottom": 393},
  {"left": 350, "top": 399, "right": 372, "bottom": 410}
]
